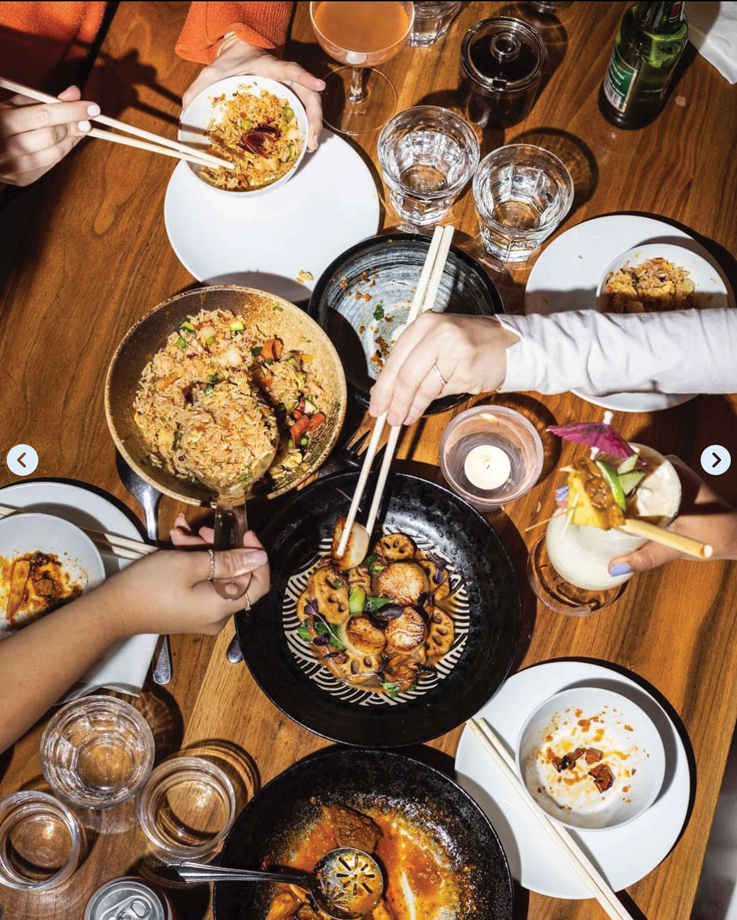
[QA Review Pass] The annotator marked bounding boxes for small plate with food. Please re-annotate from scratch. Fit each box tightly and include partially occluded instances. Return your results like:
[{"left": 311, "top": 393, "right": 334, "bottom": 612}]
[
  {"left": 0, "top": 512, "right": 105, "bottom": 636},
  {"left": 236, "top": 470, "right": 520, "bottom": 747},
  {"left": 525, "top": 214, "right": 735, "bottom": 413},
  {"left": 180, "top": 75, "right": 308, "bottom": 196},
  {"left": 213, "top": 747, "right": 514, "bottom": 920}
]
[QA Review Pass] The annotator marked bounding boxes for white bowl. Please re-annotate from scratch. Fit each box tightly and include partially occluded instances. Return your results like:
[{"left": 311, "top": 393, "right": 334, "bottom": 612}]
[
  {"left": 516, "top": 687, "right": 666, "bottom": 831},
  {"left": 596, "top": 242, "right": 732, "bottom": 313},
  {"left": 179, "top": 75, "right": 308, "bottom": 198},
  {"left": 0, "top": 513, "right": 105, "bottom": 631}
]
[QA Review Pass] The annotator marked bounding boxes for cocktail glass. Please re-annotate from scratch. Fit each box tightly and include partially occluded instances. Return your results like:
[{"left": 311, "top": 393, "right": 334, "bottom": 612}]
[{"left": 310, "top": 1, "right": 415, "bottom": 136}]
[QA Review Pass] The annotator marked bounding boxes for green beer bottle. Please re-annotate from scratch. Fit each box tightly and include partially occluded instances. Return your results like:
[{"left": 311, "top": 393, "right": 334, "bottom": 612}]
[{"left": 600, "top": 1, "right": 688, "bottom": 128}]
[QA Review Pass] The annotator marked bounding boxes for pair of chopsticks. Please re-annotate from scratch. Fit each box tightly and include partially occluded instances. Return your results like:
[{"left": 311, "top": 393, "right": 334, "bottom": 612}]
[
  {"left": 468, "top": 717, "right": 636, "bottom": 920},
  {"left": 0, "top": 76, "right": 234, "bottom": 172},
  {"left": 0, "top": 503, "right": 154, "bottom": 562},
  {"left": 336, "top": 224, "right": 455, "bottom": 557}
]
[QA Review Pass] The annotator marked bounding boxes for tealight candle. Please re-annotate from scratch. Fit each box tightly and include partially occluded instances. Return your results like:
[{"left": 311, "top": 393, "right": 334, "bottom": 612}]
[{"left": 464, "top": 444, "right": 512, "bottom": 491}]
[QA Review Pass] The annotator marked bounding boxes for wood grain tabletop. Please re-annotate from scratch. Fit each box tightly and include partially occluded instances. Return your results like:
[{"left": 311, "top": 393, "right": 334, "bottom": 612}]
[{"left": 1, "top": 2, "right": 736, "bottom": 918}]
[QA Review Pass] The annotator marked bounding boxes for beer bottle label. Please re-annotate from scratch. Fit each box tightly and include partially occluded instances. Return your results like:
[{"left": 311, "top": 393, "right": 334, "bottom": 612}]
[{"left": 603, "top": 45, "right": 638, "bottom": 113}]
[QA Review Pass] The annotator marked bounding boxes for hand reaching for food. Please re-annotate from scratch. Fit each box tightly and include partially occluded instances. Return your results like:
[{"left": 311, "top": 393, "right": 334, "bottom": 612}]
[
  {"left": 0, "top": 86, "right": 98, "bottom": 187},
  {"left": 182, "top": 41, "right": 325, "bottom": 151},
  {"left": 369, "top": 313, "right": 519, "bottom": 427}
]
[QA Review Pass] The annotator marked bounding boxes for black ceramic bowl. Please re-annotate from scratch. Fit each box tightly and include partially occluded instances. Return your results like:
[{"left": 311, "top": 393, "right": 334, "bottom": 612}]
[
  {"left": 236, "top": 471, "right": 520, "bottom": 747},
  {"left": 213, "top": 748, "right": 514, "bottom": 920},
  {"left": 308, "top": 233, "right": 505, "bottom": 412}
]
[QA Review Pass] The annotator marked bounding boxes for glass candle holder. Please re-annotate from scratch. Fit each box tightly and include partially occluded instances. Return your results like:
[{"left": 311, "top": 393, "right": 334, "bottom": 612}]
[
  {"left": 0, "top": 791, "right": 85, "bottom": 890},
  {"left": 378, "top": 105, "right": 480, "bottom": 227},
  {"left": 41, "top": 695, "right": 155, "bottom": 810},
  {"left": 408, "top": 0, "right": 462, "bottom": 46},
  {"left": 138, "top": 756, "right": 237, "bottom": 861},
  {"left": 439, "top": 405, "right": 544, "bottom": 511},
  {"left": 473, "top": 144, "right": 573, "bottom": 263}
]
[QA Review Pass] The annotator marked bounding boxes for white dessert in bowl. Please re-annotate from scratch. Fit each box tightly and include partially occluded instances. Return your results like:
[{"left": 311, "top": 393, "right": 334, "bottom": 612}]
[
  {"left": 546, "top": 443, "right": 681, "bottom": 592},
  {"left": 516, "top": 687, "right": 666, "bottom": 831}
]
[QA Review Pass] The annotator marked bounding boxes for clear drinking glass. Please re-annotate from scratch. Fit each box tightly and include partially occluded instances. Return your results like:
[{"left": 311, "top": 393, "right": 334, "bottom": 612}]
[
  {"left": 473, "top": 144, "right": 573, "bottom": 262},
  {"left": 40, "top": 695, "right": 155, "bottom": 810},
  {"left": 0, "top": 791, "right": 85, "bottom": 890},
  {"left": 408, "top": 0, "right": 462, "bottom": 46},
  {"left": 310, "top": 1, "right": 414, "bottom": 136},
  {"left": 378, "top": 106, "right": 480, "bottom": 227},
  {"left": 138, "top": 756, "right": 237, "bottom": 861}
]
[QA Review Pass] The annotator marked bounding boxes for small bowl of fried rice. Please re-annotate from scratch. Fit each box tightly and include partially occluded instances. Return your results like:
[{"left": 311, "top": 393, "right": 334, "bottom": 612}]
[{"left": 179, "top": 75, "right": 308, "bottom": 196}]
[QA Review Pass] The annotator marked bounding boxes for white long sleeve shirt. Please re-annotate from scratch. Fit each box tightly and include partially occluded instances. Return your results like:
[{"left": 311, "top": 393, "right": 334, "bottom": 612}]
[{"left": 497, "top": 309, "right": 737, "bottom": 396}]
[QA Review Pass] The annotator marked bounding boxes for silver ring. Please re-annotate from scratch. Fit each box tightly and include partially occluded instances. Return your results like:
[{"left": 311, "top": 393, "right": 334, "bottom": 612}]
[
  {"left": 432, "top": 363, "right": 447, "bottom": 388},
  {"left": 230, "top": 588, "right": 251, "bottom": 608},
  {"left": 207, "top": 549, "right": 216, "bottom": 582}
]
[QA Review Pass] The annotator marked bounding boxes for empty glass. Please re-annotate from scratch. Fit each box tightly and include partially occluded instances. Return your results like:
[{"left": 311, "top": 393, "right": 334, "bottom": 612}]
[
  {"left": 408, "top": 1, "right": 462, "bottom": 46},
  {"left": 378, "top": 106, "right": 480, "bottom": 227},
  {"left": 138, "top": 756, "right": 237, "bottom": 861},
  {"left": 473, "top": 144, "right": 573, "bottom": 262},
  {"left": 0, "top": 791, "right": 85, "bottom": 890},
  {"left": 40, "top": 695, "right": 155, "bottom": 810}
]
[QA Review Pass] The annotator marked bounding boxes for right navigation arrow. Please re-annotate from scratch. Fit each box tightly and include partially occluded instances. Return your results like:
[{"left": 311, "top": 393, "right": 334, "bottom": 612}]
[{"left": 713, "top": 452, "right": 722, "bottom": 468}]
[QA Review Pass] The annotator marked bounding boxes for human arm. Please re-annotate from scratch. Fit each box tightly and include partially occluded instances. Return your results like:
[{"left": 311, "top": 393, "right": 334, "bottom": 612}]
[
  {"left": 178, "top": 2, "right": 324, "bottom": 151},
  {"left": 369, "top": 309, "right": 737, "bottom": 426},
  {"left": 0, "top": 529, "right": 269, "bottom": 753}
]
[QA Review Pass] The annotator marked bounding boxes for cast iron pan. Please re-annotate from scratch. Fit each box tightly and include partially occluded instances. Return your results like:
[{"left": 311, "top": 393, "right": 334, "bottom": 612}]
[
  {"left": 237, "top": 471, "right": 520, "bottom": 747},
  {"left": 213, "top": 748, "right": 514, "bottom": 920},
  {"left": 308, "top": 233, "right": 505, "bottom": 413}
]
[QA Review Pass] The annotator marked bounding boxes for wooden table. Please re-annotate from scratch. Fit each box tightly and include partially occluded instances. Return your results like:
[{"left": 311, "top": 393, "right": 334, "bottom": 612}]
[{"left": 1, "top": 2, "right": 736, "bottom": 918}]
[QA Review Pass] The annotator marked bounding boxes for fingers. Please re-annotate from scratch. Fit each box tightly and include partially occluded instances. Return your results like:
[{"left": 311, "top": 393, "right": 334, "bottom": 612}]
[
  {"left": 383, "top": 334, "right": 442, "bottom": 426},
  {"left": 170, "top": 513, "right": 208, "bottom": 548},
  {"left": 404, "top": 368, "right": 446, "bottom": 426},
  {"left": 369, "top": 314, "right": 437, "bottom": 418},
  {"left": 213, "top": 546, "right": 268, "bottom": 581},
  {"left": 609, "top": 541, "right": 680, "bottom": 576},
  {"left": 292, "top": 84, "right": 323, "bottom": 151},
  {"left": 0, "top": 95, "right": 99, "bottom": 137},
  {"left": 0, "top": 134, "right": 79, "bottom": 185}
]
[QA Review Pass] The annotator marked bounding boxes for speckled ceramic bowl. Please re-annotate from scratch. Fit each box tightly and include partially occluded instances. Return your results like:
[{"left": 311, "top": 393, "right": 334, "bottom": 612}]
[{"left": 213, "top": 748, "right": 514, "bottom": 920}]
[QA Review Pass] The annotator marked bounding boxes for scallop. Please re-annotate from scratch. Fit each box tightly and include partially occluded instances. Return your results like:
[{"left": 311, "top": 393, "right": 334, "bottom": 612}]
[
  {"left": 376, "top": 562, "right": 429, "bottom": 605},
  {"left": 346, "top": 617, "right": 386, "bottom": 655},
  {"left": 384, "top": 607, "right": 427, "bottom": 655}
]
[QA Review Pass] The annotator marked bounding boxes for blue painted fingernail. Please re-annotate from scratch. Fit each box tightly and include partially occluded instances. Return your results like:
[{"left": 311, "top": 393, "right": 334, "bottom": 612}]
[
  {"left": 555, "top": 485, "right": 569, "bottom": 499},
  {"left": 609, "top": 563, "right": 632, "bottom": 577}
]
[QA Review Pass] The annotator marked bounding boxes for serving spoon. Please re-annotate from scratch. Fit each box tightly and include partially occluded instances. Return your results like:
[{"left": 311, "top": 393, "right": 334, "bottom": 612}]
[
  {"left": 174, "top": 847, "right": 384, "bottom": 919},
  {"left": 194, "top": 443, "right": 277, "bottom": 664}
]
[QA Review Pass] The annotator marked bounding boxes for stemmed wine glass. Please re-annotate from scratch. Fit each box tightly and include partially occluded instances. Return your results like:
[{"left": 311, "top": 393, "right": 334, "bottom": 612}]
[{"left": 310, "top": 1, "right": 415, "bottom": 136}]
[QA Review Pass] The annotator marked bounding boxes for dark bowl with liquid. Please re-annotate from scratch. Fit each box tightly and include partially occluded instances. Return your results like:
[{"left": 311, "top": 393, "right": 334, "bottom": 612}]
[{"left": 308, "top": 233, "right": 505, "bottom": 414}]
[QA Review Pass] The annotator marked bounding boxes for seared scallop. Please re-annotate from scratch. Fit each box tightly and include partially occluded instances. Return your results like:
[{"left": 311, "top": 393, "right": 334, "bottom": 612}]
[
  {"left": 347, "top": 616, "right": 386, "bottom": 655},
  {"left": 375, "top": 533, "right": 416, "bottom": 561},
  {"left": 384, "top": 606, "right": 427, "bottom": 654},
  {"left": 376, "top": 562, "right": 429, "bottom": 605},
  {"left": 427, "top": 608, "right": 455, "bottom": 656}
]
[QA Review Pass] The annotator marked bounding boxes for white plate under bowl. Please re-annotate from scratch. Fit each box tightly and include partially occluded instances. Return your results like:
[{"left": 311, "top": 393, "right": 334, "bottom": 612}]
[
  {"left": 164, "top": 129, "right": 380, "bottom": 303},
  {"left": 525, "top": 214, "right": 734, "bottom": 413},
  {"left": 179, "top": 75, "right": 308, "bottom": 198},
  {"left": 456, "top": 660, "right": 692, "bottom": 898},
  {"left": 516, "top": 686, "right": 666, "bottom": 831},
  {"left": 0, "top": 512, "right": 105, "bottom": 634},
  {"left": 596, "top": 242, "right": 732, "bottom": 312}
]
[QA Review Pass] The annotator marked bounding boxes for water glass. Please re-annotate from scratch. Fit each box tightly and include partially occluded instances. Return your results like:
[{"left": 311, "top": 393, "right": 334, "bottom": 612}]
[
  {"left": 41, "top": 695, "right": 155, "bottom": 810},
  {"left": 408, "top": 1, "right": 462, "bottom": 46},
  {"left": 0, "top": 791, "right": 85, "bottom": 890},
  {"left": 378, "top": 106, "right": 480, "bottom": 227},
  {"left": 473, "top": 144, "right": 573, "bottom": 262},
  {"left": 138, "top": 756, "right": 237, "bottom": 861}
]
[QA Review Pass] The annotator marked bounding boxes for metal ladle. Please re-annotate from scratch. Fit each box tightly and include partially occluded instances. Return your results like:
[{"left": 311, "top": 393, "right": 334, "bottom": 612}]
[{"left": 174, "top": 847, "right": 384, "bottom": 919}]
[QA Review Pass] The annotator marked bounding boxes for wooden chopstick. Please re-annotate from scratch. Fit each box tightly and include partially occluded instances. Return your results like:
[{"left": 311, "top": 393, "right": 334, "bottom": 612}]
[
  {"left": 0, "top": 503, "right": 154, "bottom": 562},
  {"left": 621, "top": 518, "right": 712, "bottom": 559},
  {"left": 0, "top": 76, "right": 234, "bottom": 172},
  {"left": 335, "top": 225, "right": 447, "bottom": 557},
  {"left": 468, "top": 718, "right": 635, "bottom": 920},
  {"left": 364, "top": 225, "right": 455, "bottom": 535}
]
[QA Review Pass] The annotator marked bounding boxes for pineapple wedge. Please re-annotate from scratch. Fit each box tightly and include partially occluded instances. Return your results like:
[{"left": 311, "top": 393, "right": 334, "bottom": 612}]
[{"left": 567, "top": 458, "right": 626, "bottom": 530}]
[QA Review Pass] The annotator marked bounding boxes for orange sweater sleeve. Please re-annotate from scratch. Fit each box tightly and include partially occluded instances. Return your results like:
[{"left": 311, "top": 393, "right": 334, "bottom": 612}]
[{"left": 176, "top": 1, "right": 294, "bottom": 65}]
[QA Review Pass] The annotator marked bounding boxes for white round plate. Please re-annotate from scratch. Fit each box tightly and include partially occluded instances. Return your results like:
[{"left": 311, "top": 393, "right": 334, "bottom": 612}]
[
  {"left": 455, "top": 660, "right": 692, "bottom": 898},
  {"left": 525, "top": 214, "right": 734, "bottom": 413},
  {"left": 165, "top": 129, "right": 381, "bottom": 302}
]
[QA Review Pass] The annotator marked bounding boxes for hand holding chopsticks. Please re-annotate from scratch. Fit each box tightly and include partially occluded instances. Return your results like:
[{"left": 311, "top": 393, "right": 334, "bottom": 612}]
[
  {"left": 336, "top": 225, "right": 455, "bottom": 558},
  {"left": 468, "top": 717, "right": 636, "bottom": 920},
  {"left": 0, "top": 76, "right": 233, "bottom": 173}
]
